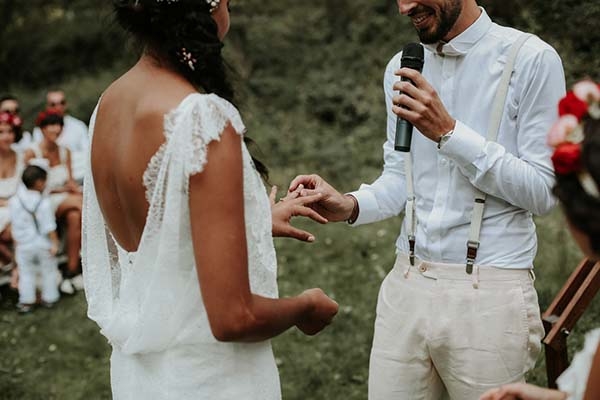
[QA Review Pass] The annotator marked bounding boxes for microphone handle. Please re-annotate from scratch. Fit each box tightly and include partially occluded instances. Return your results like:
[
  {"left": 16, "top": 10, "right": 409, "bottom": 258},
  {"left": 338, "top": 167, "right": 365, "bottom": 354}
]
[{"left": 394, "top": 76, "right": 415, "bottom": 152}]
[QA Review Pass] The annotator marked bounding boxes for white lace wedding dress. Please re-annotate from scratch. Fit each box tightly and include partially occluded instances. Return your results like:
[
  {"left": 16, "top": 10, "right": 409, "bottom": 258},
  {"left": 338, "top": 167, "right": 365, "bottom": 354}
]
[{"left": 82, "top": 93, "right": 281, "bottom": 399}]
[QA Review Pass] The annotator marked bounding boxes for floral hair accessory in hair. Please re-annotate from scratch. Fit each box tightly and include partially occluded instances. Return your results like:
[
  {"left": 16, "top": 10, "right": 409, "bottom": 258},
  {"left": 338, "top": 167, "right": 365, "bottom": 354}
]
[
  {"left": 35, "top": 109, "right": 63, "bottom": 127},
  {"left": 548, "top": 80, "right": 600, "bottom": 198},
  {"left": 0, "top": 112, "right": 21, "bottom": 129},
  {"left": 156, "top": 0, "right": 221, "bottom": 13},
  {"left": 177, "top": 47, "right": 197, "bottom": 71},
  {"left": 206, "top": 0, "right": 221, "bottom": 13}
]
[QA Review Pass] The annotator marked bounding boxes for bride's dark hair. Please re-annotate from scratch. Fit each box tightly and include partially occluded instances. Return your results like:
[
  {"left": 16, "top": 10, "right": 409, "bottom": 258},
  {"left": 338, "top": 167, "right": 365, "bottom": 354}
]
[{"left": 113, "top": 0, "right": 268, "bottom": 179}]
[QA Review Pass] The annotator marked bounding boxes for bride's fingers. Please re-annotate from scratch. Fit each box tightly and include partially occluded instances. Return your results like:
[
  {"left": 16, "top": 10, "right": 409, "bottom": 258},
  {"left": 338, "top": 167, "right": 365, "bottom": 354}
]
[
  {"left": 283, "top": 226, "right": 316, "bottom": 243},
  {"left": 269, "top": 186, "right": 278, "bottom": 206},
  {"left": 280, "top": 184, "right": 304, "bottom": 202}
]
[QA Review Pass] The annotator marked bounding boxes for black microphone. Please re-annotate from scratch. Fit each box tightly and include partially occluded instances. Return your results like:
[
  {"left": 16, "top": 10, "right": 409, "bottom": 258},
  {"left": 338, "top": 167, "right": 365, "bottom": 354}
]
[{"left": 394, "top": 43, "right": 425, "bottom": 152}]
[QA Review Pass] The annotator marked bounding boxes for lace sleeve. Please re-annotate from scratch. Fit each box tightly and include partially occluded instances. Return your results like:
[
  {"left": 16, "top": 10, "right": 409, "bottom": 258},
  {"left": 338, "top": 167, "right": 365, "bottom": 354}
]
[{"left": 179, "top": 94, "right": 246, "bottom": 177}]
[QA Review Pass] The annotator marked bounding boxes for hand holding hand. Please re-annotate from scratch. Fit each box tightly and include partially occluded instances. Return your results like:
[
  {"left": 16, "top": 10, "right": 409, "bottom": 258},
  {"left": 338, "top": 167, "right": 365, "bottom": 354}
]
[
  {"left": 288, "top": 174, "right": 356, "bottom": 222},
  {"left": 296, "top": 288, "right": 339, "bottom": 336},
  {"left": 65, "top": 181, "right": 82, "bottom": 194},
  {"left": 479, "top": 383, "right": 568, "bottom": 400},
  {"left": 393, "top": 68, "right": 456, "bottom": 143},
  {"left": 270, "top": 186, "right": 328, "bottom": 242}
]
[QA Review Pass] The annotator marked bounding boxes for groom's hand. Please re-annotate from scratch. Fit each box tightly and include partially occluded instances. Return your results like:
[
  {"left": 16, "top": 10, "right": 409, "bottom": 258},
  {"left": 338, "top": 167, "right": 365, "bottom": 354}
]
[
  {"left": 270, "top": 186, "right": 328, "bottom": 242},
  {"left": 288, "top": 174, "right": 356, "bottom": 223}
]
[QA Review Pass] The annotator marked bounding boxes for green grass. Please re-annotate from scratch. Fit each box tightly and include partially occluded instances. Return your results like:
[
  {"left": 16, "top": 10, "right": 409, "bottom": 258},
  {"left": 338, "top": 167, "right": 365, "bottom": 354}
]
[{"left": 1, "top": 208, "right": 598, "bottom": 399}]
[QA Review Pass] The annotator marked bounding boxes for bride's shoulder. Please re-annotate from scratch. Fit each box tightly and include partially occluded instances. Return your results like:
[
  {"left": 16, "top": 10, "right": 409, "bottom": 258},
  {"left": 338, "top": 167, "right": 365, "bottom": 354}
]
[{"left": 176, "top": 93, "right": 245, "bottom": 136}]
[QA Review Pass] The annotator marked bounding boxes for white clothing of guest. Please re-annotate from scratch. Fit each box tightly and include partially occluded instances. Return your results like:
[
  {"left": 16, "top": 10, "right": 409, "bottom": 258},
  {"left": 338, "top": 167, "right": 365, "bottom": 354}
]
[
  {"left": 33, "top": 114, "right": 89, "bottom": 182},
  {"left": 83, "top": 94, "right": 281, "bottom": 399},
  {"left": 348, "top": 8, "right": 566, "bottom": 400},
  {"left": 13, "top": 130, "right": 34, "bottom": 153},
  {"left": 10, "top": 186, "right": 59, "bottom": 304},
  {"left": 557, "top": 329, "right": 600, "bottom": 400},
  {"left": 29, "top": 143, "right": 70, "bottom": 213},
  {"left": 0, "top": 151, "right": 24, "bottom": 232},
  {"left": 350, "top": 8, "right": 565, "bottom": 269}
]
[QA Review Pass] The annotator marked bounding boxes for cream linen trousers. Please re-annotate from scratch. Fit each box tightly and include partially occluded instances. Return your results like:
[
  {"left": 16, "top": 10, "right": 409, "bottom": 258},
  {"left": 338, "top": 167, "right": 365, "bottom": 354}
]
[{"left": 368, "top": 254, "right": 544, "bottom": 400}]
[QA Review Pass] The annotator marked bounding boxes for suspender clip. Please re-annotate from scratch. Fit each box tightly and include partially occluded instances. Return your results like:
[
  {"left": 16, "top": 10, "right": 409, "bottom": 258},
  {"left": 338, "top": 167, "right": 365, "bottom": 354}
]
[
  {"left": 408, "top": 235, "right": 416, "bottom": 266},
  {"left": 466, "top": 240, "right": 480, "bottom": 275}
]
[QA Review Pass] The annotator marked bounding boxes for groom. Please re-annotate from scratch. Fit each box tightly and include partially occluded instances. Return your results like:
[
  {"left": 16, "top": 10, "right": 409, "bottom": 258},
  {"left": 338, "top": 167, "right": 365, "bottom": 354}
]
[{"left": 290, "top": 0, "right": 565, "bottom": 398}]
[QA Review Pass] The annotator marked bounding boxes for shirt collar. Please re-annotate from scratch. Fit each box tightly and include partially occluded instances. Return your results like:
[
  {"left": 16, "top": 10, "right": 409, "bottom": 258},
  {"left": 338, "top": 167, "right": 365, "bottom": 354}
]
[{"left": 423, "top": 7, "right": 492, "bottom": 57}]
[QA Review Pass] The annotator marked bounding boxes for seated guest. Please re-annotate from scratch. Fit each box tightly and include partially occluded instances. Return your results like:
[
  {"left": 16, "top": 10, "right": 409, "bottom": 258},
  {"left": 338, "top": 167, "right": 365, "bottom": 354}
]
[
  {"left": 25, "top": 111, "right": 82, "bottom": 294},
  {"left": 0, "top": 94, "right": 34, "bottom": 152},
  {"left": 0, "top": 111, "right": 24, "bottom": 264},
  {"left": 32, "top": 90, "right": 88, "bottom": 184},
  {"left": 481, "top": 80, "right": 600, "bottom": 400},
  {"left": 10, "top": 165, "right": 60, "bottom": 313}
]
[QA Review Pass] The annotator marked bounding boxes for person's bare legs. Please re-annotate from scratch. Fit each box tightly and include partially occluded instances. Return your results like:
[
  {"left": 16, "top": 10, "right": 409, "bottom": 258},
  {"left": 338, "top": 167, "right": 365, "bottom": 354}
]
[
  {"left": 56, "top": 194, "right": 82, "bottom": 274},
  {"left": 0, "top": 226, "right": 13, "bottom": 264}
]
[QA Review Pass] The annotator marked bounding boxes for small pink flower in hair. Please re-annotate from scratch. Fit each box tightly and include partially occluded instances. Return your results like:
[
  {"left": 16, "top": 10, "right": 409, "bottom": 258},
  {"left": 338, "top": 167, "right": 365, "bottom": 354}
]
[
  {"left": 178, "top": 47, "right": 197, "bottom": 71},
  {"left": 547, "top": 115, "right": 579, "bottom": 147}
]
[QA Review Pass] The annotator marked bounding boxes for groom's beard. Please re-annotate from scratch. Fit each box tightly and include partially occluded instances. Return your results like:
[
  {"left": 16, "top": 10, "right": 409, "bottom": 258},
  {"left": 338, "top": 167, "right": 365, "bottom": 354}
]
[{"left": 408, "top": 0, "right": 462, "bottom": 44}]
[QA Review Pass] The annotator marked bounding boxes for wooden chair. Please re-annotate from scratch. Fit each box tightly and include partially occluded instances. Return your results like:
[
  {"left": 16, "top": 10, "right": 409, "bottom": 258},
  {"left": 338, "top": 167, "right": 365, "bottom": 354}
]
[{"left": 542, "top": 258, "right": 600, "bottom": 388}]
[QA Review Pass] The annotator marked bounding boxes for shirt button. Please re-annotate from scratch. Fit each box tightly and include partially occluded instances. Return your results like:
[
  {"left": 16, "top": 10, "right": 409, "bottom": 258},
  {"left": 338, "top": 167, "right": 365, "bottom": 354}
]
[{"left": 440, "top": 158, "right": 448, "bottom": 166}]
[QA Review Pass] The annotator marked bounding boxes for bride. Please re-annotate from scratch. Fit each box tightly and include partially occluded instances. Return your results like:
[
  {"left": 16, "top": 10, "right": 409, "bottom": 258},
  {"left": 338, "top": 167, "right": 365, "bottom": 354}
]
[{"left": 83, "top": 0, "right": 338, "bottom": 398}]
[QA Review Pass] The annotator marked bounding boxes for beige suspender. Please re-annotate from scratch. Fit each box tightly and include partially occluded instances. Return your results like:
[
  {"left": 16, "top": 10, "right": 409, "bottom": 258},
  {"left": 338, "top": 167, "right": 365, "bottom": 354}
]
[{"left": 404, "top": 34, "right": 533, "bottom": 273}]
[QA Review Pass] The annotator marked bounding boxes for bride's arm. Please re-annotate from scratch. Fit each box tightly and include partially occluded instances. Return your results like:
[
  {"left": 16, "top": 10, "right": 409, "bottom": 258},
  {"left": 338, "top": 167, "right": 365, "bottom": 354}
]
[{"left": 189, "top": 125, "right": 338, "bottom": 343}]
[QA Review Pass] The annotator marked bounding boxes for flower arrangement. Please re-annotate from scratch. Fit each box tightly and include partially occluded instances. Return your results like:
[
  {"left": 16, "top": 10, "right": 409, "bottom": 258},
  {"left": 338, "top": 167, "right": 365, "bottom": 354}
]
[{"left": 547, "top": 80, "right": 600, "bottom": 198}]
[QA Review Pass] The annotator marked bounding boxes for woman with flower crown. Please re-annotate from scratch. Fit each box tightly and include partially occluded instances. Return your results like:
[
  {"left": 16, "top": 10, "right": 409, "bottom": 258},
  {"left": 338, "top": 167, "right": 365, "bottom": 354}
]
[
  {"left": 480, "top": 80, "right": 600, "bottom": 400},
  {"left": 83, "top": 0, "right": 338, "bottom": 398},
  {"left": 0, "top": 112, "right": 24, "bottom": 265}
]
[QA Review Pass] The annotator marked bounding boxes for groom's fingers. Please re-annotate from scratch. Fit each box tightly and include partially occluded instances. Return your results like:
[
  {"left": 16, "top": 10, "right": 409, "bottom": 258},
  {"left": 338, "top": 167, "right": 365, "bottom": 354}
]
[
  {"left": 289, "top": 174, "right": 320, "bottom": 192},
  {"left": 294, "top": 192, "right": 323, "bottom": 206},
  {"left": 294, "top": 205, "right": 328, "bottom": 224},
  {"left": 299, "top": 188, "right": 321, "bottom": 198}
]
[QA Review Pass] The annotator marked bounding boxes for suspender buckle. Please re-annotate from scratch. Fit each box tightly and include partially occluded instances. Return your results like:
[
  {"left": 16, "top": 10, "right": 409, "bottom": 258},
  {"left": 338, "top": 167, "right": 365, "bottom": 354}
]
[
  {"left": 408, "top": 235, "right": 416, "bottom": 266},
  {"left": 466, "top": 240, "right": 480, "bottom": 275}
]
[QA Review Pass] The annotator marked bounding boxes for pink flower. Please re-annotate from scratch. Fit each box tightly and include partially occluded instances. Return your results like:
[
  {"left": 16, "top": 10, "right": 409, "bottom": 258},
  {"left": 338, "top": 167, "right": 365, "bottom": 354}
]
[
  {"left": 573, "top": 80, "right": 600, "bottom": 103},
  {"left": 547, "top": 115, "right": 579, "bottom": 146}
]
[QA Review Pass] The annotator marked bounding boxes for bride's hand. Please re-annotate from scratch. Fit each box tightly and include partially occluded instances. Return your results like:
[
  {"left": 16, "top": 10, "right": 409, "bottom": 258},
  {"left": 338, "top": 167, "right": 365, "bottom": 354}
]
[
  {"left": 479, "top": 383, "right": 567, "bottom": 400},
  {"left": 270, "top": 186, "right": 328, "bottom": 242},
  {"left": 296, "top": 288, "right": 339, "bottom": 335}
]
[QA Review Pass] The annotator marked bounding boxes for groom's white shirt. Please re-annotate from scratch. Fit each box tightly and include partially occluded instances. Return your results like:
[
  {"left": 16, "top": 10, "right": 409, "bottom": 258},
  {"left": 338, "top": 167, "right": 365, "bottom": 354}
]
[{"left": 349, "top": 9, "right": 565, "bottom": 269}]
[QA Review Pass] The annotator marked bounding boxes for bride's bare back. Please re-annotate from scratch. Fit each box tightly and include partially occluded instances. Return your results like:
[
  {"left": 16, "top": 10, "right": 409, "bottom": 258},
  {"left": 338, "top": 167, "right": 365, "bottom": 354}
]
[{"left": 91, "top": 58, "right": 195, "bottom": 252}]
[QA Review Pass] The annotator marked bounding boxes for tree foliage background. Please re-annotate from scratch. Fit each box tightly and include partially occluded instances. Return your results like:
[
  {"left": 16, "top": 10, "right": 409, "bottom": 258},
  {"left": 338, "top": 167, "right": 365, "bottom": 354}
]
[
  {"left": 1, "top": 0, "right": 598, "bottom": 183},
  {"left": 0, "top": 1, "right": 599, "bottom": 399}
]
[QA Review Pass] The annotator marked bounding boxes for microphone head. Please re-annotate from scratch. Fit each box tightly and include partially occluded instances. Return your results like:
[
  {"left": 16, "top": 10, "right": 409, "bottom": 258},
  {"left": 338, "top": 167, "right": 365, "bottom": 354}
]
[{"left": 401, "top": 43, "right": 424, "bottom": 70}]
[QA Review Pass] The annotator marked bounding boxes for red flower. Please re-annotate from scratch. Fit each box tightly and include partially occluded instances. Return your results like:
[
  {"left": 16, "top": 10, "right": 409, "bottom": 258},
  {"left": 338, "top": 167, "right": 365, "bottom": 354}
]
[
  {"left": 0, "top": 112, "right": 17, "bottom": 127},
  {"left": 552, "top": 143, "right": 582, "bottom": 175},
  {"left": 35, "top": 109, "right": 62, "bottom": 127},
  {"left": 559, "top": 91, "right": 589, "bottom": 119}
]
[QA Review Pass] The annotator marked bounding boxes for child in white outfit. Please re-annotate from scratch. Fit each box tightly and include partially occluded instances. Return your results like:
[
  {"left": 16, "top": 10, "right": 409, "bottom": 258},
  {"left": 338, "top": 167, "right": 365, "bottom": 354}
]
[{"left": 10, "top": 165, "right": 59, "bottom": 313}]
